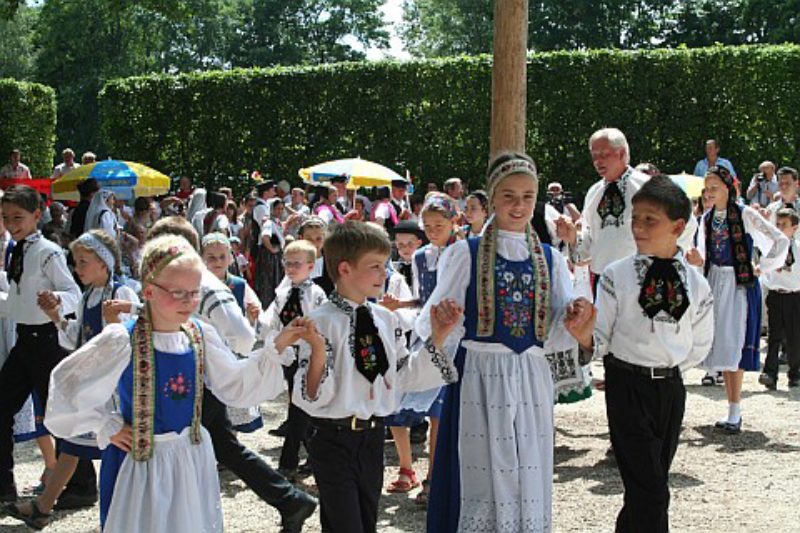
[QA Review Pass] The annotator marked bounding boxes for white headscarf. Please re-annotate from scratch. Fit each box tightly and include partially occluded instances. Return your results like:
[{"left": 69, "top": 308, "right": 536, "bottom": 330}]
[
  {"left": 84, "top": 189, "right": 116, "bottom": 233},
  {"left": 186, "top": 188, "right": 207, "bottom": 223}
]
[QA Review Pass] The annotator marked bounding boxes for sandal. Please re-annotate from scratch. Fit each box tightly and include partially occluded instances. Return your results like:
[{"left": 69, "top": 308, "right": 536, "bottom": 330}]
[
  {"left": 5, "top": 500, "right": 51, "bottom": 530},
  {"left": 414, "top": 479, "right": 429, "bottom": 506},
  {"left": 387, "top": 467, "right": 420, "bottom": 493}
]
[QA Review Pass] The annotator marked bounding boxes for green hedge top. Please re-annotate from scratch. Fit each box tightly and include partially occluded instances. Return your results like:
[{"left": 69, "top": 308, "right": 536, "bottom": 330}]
[
  {"left": 0, "top": 79, "right": 57, "bottom": 177},
  {"left": 99, "top": 44, "right": 800, "bottom": 195}
]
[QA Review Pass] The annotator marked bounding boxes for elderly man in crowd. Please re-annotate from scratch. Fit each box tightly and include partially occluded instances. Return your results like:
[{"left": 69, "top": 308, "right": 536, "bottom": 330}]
[
  {"left": 51, "top": 148, "right": 80, "bottom": 180},
  {"left": 746, "top": 160, "right": 780, "bottom": 208}
]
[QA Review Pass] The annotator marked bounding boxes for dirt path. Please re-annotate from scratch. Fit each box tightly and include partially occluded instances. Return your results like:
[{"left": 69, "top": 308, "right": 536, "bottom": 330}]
[{"left": 2, "top": 366, "right": 797, "bottom": 532}]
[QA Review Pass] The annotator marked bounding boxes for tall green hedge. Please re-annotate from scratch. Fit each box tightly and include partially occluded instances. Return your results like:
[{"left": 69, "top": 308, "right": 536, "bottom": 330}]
[
  {"left": 99, "top": 45, "right": 800, "bottom": 196},
  {"left": 0, "top": 79, "right": 57, "bottom": 177}
]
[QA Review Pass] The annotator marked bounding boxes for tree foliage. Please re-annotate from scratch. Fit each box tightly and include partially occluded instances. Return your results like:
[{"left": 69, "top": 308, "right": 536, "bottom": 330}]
[
  {"left": 0, "top": 79, "right": 57, "bottom": 176},
  {"left": 99, "top": 45, "right": 800, "bottom": 196},
  {"left": 400, "top": 0, "right": 800, "bottom": 57},
  {"left": 0, "top": 4, "right": 38, "bottom": 80}
]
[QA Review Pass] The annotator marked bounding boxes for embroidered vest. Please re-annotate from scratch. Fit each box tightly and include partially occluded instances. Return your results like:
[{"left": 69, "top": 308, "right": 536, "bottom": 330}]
[
  {"left": 225, "top": 274, "right": 247, "bottom": 314},
  {"left": 125, "top": 318, "right": 205, "bottom": 461},
  {"left": 464, "top": 237, "right": 553, "bottom": 354},
  {"left": 78, "top": 282, "right": 121, "bottom": 348}
]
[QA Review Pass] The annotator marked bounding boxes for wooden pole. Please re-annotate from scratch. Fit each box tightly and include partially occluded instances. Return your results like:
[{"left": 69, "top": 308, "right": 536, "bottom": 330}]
[{"left": 490, "top": 0, "right": 529, "bottom": 158}]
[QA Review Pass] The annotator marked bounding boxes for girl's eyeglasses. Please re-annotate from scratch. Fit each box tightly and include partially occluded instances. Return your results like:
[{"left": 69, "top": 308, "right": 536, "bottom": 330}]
[{"left": 150, "top": 281, "right": 202, "bottom": 301}]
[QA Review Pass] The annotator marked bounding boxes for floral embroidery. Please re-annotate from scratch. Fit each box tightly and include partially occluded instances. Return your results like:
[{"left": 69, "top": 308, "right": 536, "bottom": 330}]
[
  {"left": 357, "top": 334, "right": 381, "bottom": 373},
  {"left": 495, "top": 259, "right": 536, "bottom": 338},
  {"left": 163, "top": 373, "right": 192, "bottom": 400}
]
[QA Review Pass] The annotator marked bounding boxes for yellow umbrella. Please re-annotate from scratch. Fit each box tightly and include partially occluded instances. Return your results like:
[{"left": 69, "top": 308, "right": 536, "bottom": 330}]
[
  {"left": 669, "top": 172, "right": 705, "bottom": 199},
  {"left": 298, "top": 158, "right": 406, "bottom": 190},
  {"left": 52, "top": 160, "right": 171, "bottom": 201}
]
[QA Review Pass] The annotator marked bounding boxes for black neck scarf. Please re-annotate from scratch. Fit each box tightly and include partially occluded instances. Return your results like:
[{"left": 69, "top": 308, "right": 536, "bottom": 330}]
[
  {"left": 353, "top": 305, "right": 389, "bottom": 383},
  {"left": 703, "top": 199, "right": 754, "bottom": 287},
  {"left": 279, "top": 286, "right": 303, "bottom": 326},
  {"left": 639, "top": 257, "right": 690, "bottom": 321},
  {"left": 597, "top": 180, "right": 626, "bottom": 225},
  {"left": 8, "top": 240, "right": 24, "bottom": 286}
]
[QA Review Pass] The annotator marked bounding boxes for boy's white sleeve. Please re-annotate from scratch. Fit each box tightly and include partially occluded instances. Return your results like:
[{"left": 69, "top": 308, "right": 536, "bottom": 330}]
[
  {"left": 44, "top": 324, "right": 131, "bottom": 449},
  {"left": 395, "top": 313, "right": 458, "bottom": 393},
  {"left": 42, "top": 248, "right": 81, "bottom": 317},
  {"left": 291, "top": 338, "right": 337, "bottom": 408},
  {"left": 682, "top": 278, "right": 715, "bottom": 371},
  {"left": 592, "top": 267, "right": 618, "bottom": 360}
]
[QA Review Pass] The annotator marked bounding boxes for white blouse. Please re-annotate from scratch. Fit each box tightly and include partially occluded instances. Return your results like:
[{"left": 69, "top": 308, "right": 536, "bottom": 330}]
[
  {"left": 761, "top": 235, "right": 800, "bottom": 292},
  {"left": 415, "top": 230, "right": 577, "bottom": 355},
  {"left": 57, "top": 284, "right": 140, "bottom": 350},
  {"left": 695, "top": 205, "right": 789, "bottom": 273},
  {"left": 593, "top": 252, "right": 715, "bottom": 371},
  {"left": 385, "top": 271, "right": 417, "bottom": 333},
  {"left": 292, "top": 295, "right": 457, "bottom": 420},
  {"left": 196, "top": 269, "right": 255, "bottom": 355},
  {"left": 44, "top": 322, "right": 287, "bottom": 449}
]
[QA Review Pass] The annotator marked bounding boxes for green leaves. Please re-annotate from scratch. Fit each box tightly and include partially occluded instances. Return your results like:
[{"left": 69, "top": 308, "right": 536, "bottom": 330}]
[
  {"left": 0, "top": 79, "right": 57, "bottom": 176},
  {"left": 99, "top": 45, "right": 800, "bottom": 195}
]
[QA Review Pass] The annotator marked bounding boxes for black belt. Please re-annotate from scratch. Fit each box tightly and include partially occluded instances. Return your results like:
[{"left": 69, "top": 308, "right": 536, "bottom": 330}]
[
  {"left": 312, "top": 416, "right": 385, "bottom": 432},
  {"left": 604, "top": 354, "right": 680, "bottom": 380},
  {"left": 771, "top": 289, "right": 800, "bottom": 295},
  {"left": 16, "top": 323, "right": 57, "bottom": 335}
]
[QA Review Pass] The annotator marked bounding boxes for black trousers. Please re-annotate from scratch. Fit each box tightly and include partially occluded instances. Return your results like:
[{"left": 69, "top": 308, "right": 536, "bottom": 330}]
[
  {"left": 0, "top": 324, "right": 96, "bottom": 493},
  {"left": 605, "top": 360, "right": 686, "bottom": 533},
  {"left": 201, "top": 389, "right": 299, "bottom": 513},
  {"left": 764, "top": 291, "right": 800, "bottom": 381},
  {"left": 308, "top": 423, "right": 384, "bottom": 533},
  {"left": 279, "top": 360, "right": 311, "bottom": 471}
]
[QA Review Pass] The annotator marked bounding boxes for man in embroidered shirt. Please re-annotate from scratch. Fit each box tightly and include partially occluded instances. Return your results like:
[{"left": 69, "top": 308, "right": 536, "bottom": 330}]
[
  {"left": 0, "top": 150, "right": 31, "bottom": 179},
  {"left": 571, "top": 175, "right": 713, "bottom": 533}
]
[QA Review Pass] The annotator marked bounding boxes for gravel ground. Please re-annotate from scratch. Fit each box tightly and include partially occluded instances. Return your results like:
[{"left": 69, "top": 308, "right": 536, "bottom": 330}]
[{"left": 1, "top": 364, "right": 798, "bottom": 532}]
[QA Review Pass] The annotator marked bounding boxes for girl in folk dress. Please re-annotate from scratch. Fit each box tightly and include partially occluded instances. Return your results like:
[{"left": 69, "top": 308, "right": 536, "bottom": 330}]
[
  {"left": 44, "top": 234, "right": 300, "bottom": 532},
  {"left": 5, "top": 230, "right": 139, "bottom": 529},
  {"left": 694, "top": 166, "right": 788, "bottom": 433},
  {"left": 422, "top": 153, "right": 591, "bottom": 533},
  {"left": 254, "top": 198, "right": 286, "bottom": 309}
]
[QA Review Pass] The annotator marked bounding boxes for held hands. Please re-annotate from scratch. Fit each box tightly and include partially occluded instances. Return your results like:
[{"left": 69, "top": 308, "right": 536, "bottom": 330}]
[
  {"left": 274, "top": 317, "right": 324, "bottom": 353},
  {"left": 429, "top": 299, "right": 464, "bottom": 349},
  {"left": 564, "top": 297, "right": 596, "bottom": 350},
  {"left": 110, "top": 424, "right": 133, "bottom": 453},
  {"left": 246, "top": 302, "right": 261, "bottom": 323},
  {"left": 685, "top": 247, "right": 703, "bottom": 267},
  {"left": 103, "top": 299, "right": 133, "bottom": 324},
  {"left": 36, "top": 290, "right": 61, "bottom": 323},
  {"left": 555, "top": 216, "right": 578, "bottom": 245}
]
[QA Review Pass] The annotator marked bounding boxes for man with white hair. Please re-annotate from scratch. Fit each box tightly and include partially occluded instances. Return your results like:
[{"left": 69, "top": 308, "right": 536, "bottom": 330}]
[
  {"left": 557, "top": 128, "right": 697, "bottom": 295},
  {"left": 746, "top": 160, "right": 779, "bottom": 208},
  {"left": 51, "top": 148, "right": 80, "bottom": 180}
]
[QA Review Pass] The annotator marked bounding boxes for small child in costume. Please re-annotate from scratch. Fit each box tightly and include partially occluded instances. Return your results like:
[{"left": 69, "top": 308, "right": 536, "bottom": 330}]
[{"left": 44, "top": 234, "right": 306, "bottom": 532}]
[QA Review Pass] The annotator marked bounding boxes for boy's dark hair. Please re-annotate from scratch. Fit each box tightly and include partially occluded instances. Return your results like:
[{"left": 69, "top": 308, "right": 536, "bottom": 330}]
[
  {"left": 777, "top": 166, "right": 799, "bottom": 181},
  {"left": 1, "top": 185, "right": 41, "bottom": 213},
  {"left": 324, "top": 221, "right": 391, "bottom": 283},
  {"left": 147, "top": 215, "right": 200, "bottom": 251},
  {"left": 631, "top": 174, "right": 691, "bottom": 222},
  {"left": 208, "top": 191, "right": 227, "bottom": 210},
  {"left": 776, "top": 208, "right": 800, "bottom": 226}
]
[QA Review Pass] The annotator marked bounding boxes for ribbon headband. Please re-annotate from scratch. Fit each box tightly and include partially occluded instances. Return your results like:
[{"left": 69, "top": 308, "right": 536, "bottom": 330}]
[
  {"left": 488, "top": 159, "right": 538, "bottom": 191},
  {"left": 76, "top": 233, "right": 115, "bottom": 273},
  {"left": 201, "top": 232, "right": 230, "bottom": 249},
  {"left": 422, "top": 194, "right": 459, "bottom": 219},
  {"left": 143, "top": 245, "right": 185, "bottom": 283}
]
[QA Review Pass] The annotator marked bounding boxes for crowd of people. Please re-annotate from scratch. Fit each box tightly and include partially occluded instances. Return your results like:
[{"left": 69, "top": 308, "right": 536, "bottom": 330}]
[{"left": 0, "top": 128, "right": 796, "bottom": 532}]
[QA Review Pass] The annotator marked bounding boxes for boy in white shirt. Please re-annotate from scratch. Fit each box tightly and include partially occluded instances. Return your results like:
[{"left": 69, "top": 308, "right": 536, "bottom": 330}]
[
  {"left": 759, "top": 208, "right": 800, "bottom": 389},
  {"left": 293, "top": 221, "right": 461, "bottom": 533},
  {"left": 571, "top": 175, "right": 714, "bottom": 532}
]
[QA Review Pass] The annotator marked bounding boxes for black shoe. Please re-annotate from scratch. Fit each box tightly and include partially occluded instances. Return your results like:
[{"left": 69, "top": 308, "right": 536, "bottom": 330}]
[
  {"left": 0, "top": 484, "right": 17, "bottom": 503},
  {"left": 280, "top": 492, "right": 318, "bottom": 533},
  {"left": 701, "top": 374, "right": 716, "bottom": 386},
  {"left": 759, "top": 373, "right": 777, "bottom": 391},
  {"left": 724, "top": 419, "right": 742, "bottom": 435},
  {"left": 297, "top": 462, "right": 313, "bottom": 478},
  {"left": 269, "top": 420, "right": 290, "bottom": 438},
  {"left": 53, "top": 491, "right": 98, "bottom": 510},
  {"left": 410, "top": 420, "right": 429, "bottom": 445}
]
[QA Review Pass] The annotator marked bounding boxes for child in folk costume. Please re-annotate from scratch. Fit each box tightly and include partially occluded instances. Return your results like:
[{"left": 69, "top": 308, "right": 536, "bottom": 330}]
[
  {"left": 421, "top": 153, "right": 593, "bottom": 533},
  {"left": 384, "top": 193, "right": 460, "bottom": 502},
  {"left": 759, "top": 208, "right": 800, "bottom": 390},
  {"left": 693, "top": 166, "right": 788, "bottom": 433},
  {"left": 44, "top": 234, "right": 299, "bottom": 532},
  {"left": 572, "top": 176, "right": 715, "bottom": 532},
  {"left": 5, "top": 230, "right": 139, "bottom": 529},
  {"left": 200, "top": 232, "right": 265, "bottom": 433},
  {"left": 292, "top": 221, "right": 462, "bottom": 533},
  {"left": 462, "top": 190, "right": 489, "bottom": 238},
  {"left": 260, "top": 239, "right": 327, "bottom": 479}
]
